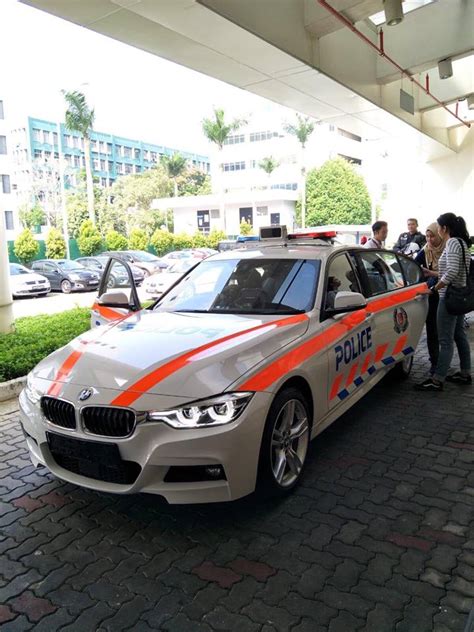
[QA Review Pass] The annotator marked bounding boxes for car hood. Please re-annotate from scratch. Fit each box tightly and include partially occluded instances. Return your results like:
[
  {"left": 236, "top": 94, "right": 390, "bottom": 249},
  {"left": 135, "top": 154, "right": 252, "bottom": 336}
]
[
  {"left": 10, "top": 272, "right": 48, "bottom": 287},
  {"left": 33, "top": 310, "right": 309, "bottom": 401}
]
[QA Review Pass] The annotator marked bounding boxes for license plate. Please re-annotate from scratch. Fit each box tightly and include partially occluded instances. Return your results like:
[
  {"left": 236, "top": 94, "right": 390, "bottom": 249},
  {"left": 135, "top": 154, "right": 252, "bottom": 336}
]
[{"left": 46, "top": 432, "right": 122, "bottom": 467}]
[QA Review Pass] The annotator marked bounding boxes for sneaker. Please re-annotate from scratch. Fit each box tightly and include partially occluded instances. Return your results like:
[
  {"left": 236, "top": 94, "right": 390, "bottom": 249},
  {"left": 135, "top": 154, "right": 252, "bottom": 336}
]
[
  {"left": 446, "top": 372, "right": 472, "bottom": 385},
  {"left": 414, "top": 378, "right": 443, "bottom": 392}
]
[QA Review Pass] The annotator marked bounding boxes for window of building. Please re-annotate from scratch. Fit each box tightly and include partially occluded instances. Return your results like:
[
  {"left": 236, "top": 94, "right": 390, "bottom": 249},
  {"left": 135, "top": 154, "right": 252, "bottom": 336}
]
[
  {"left": 338, "top": 128, "right": 362, "bottom": 142},
  {"left": 81, "top": 156, "right": 85, "bottom": 167},
  {"left": 150, "top": 151, "right": 157, "bottom": 162},
  {"left": 93, "top": 159, "right": 99, "bottom": 170},
  {"left": 116, "top": 163, "right": 122, "bottom": 174},
  {"left": 44, "top": 151, "right": 51, "bottom": 160},
  {"left": 32, "top": 129, "right": 41, "bottom": 142},
  {"left": 338, "top": 154, "right": 362, "bottom": 166},
  {"left": 210, "top": 209, "right": 220, "bottom": 219},
  {"left": 222, "top": 161, "right": 245, "bottom": 172},
  {"left": 64, "top": 134, "right": 71, "bottom": 148},
  {"left": 43, "top": 130, "right": 50, "bottom": 144},
  {"left": 134, "top": 148, "right": 140, "bottom": 160},
  {"left": 270, "top": 182, "right": 298, "bottom": 191},
  {"left": 1, "top": 175, "right": 11, "bottom": 194},
  {"left": 33, "top": 148, "right": 42, "bottom": 159},
  {"left": 329, "top": 124, "right": 336, "bottom": 132},
  {"left": 249, "top": 131, "right": 279, "bottom": 142},
  {"left": 4, "top": 211, "right": 14, "bottom": 231},
  {"left": 256, "top": 206, "right": 268, "bottom": 216},
  {"left": 107, "top": 143, "right": 113, "bottom": 154},
  {"left": 143, "top": 150, "right": 149, "bottom": 161},
  {"left": 100, "top": 159, "right": 106, "bottom": 171},
  {"left": 124, "top": 163, "right": 132, "bottom": 174},
  {"left": 223, "top": 133, "right": 245, "bottom": 145},
  {"left": 53, "top": 132, "right": 58, "bottom": 146},
  {"left": 73, "top": 136, "right": 80, "bottom": 149},
  {"left": 101, "top": 177, "right": 107, "bottom": 187},
  {"left": 108, "top": 161, "right": 114, "bottom": 172},
  {"left": 0, "top": 100, "right": 4, "bottom": 119},
  {"left": 64, "top": 154, "right": 72, "bottom": 165},
  {"left": 74, "top": 155, "right": 81, "bottom": 168},
  {"left": 135, "top": 165, "right": 141, "bottom": 173},
  {"left": 123, "top": 146, "right": 131, "bottom": 159},
  {"left": 54, "top": 152, "right": 59, "bottom": 159}
]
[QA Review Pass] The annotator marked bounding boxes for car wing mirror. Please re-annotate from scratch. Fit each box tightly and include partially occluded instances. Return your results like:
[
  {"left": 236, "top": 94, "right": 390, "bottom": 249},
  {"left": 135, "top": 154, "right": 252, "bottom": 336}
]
[
  {"left": 98, "top": 291, "right": 130, "bottom": 308},
  {"left": 328, "top": 291, "right": 367, "bottom": 314}
]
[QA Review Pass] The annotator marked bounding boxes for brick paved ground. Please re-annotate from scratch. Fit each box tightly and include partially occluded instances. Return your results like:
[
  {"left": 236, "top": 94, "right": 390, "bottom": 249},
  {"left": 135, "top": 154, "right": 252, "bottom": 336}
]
[{"left": 1, "top": 328, "right": 473, "bottom": 632}]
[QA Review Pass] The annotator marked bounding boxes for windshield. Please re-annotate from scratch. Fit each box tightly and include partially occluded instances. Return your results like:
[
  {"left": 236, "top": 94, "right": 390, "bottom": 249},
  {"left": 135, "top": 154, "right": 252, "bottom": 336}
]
[
  {"left": 168, "top": 259, "right": 198, "bottom": 274},
  {"left": 154, "top": 258, "right": 320, "bottom": 315},
  {"left": 57, "top": 260, "right": 85, "bottom": 271},
  {"left": 130, "top": 251, "right": 158, "bottom": 262},
  {"left": 10, "top": 263, "right": 30, "bottom": 275}
]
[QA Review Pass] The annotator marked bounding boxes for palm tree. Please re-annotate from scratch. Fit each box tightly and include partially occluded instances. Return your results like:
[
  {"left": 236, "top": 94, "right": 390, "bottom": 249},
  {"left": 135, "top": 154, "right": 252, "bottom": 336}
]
[
  {"left": 258, "top": 156, "right": 280, "bottom": 186},
  {"left": 62, "top": 90, "right": 95, "bottom": 224},
  {"left": 160, "top": 152, "right": 187, "bottom": 197},
  {"left": 284, "top": 114, "right": 316, "bottom": 228},
  {"left": 202, "top": 108, "right": 246, "bottom": 233}
]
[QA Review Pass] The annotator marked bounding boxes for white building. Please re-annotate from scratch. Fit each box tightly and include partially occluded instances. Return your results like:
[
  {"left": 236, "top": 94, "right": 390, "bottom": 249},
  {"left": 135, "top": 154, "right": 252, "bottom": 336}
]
[{"left": 0, "top": 98, "right": 18, "bottom": 240}]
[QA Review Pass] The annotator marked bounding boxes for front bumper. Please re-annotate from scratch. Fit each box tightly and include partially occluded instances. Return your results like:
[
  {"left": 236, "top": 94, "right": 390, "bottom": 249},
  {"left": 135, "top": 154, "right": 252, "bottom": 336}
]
[
  {"left": 19, "top": 388, "right": 271, "bottom": 504},
  {"left": 72, "top": 280, "right": 99, "bottom": 291}
]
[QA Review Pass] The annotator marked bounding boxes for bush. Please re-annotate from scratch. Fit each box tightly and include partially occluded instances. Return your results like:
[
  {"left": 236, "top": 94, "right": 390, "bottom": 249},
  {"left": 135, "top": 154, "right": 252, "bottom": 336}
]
[
  {"left": 239, "top": 220, "right": 253, "bottom": 236},
  {"left": 0, "top": 308, "right": 91, "bottom": 382},
  {"left": 77, "top": 220, "right": 103, "bottom": 256},
  {"left": 105, "top": 230, "right": 128, "bottom": 251},
  {"left": 150, "top": 229, "right": 174, "bottom": 256},
  {"left": 207, "top": 229, "right": 226, "bottom": 250},
  {"left": 192, "top": 231, "right": 209, "bottom": 248},
  {"left": 173, "top": 233, "right": 194, "bottom": 251},
  {"left": 18, "top": 204, "right": 46, "bottom": 230},
  {"left": 45, "top": 228, "right": 67, "bottom": 259},
  {"left": 14, "top": 229, "right": 39, "bottom": 265},
  {"left": 304, "top": 158, "right": 371, "bottom": 226},
  {"left": 128, "top": 228, "right": 149, "bottom": 251}
]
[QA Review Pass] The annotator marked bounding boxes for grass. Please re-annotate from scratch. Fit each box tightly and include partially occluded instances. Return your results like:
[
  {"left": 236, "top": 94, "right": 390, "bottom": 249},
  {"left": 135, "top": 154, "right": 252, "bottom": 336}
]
[{"left": 0, "top": 308, "right": 91, "bottom": 382}]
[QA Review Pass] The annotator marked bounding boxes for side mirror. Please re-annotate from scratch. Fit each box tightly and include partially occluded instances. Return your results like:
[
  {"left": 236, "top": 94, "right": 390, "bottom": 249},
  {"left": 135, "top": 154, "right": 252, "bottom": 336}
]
[
  {"left": 329, "top": 291, "right": 367, "bottom": 314},
  {"left": 98, "top": 291, "right": 130, "bottom": 308}
]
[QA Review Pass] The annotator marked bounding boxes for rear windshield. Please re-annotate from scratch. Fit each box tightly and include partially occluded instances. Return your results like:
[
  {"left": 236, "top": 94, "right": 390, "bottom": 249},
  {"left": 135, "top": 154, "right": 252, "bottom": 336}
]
[{"left": 154, "top": 258, "right": 320, "bottom": 315}]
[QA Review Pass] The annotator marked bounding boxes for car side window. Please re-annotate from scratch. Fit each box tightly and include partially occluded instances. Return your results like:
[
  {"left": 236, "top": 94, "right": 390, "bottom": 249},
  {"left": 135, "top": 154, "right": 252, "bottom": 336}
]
[
  {"left": 398, "top": 254, "right": 424, "bottom": 285},
  {"left": 324, "top": 254, "right": 361, "bottom": 310},
  {"left": 32, "top": 262, "right": 42, "bottom": 271},
  {"left": 378, "top": 252, "right": 405, "bottom": 288},
  {"left": 44, "top": 263, "right": 56, "bottom": 272},
  {"left": 358, "top": 251, "right": 403, "bottom": 296}
]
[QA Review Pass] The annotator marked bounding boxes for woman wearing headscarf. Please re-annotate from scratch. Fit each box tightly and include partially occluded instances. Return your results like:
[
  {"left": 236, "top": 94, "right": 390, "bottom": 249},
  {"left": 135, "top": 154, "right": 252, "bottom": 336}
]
[
  {"left": 415, "top": 222, "right": 446, "bottom": 374},
  {"left": 416, "top": 213, "right": 472, "bottom": 391}
]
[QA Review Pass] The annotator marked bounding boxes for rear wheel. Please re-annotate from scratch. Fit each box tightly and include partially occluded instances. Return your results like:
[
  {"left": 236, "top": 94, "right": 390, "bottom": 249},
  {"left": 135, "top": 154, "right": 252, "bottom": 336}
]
[
  {"left": 61, "top": 279, "right": 72, "bottom": 294},
  {"left": 107, "top": 275, "right": 116, "bottom": 289},
  {"left": 257, "top": 387, "right": 310, "bottom": 497},
  {"left": 391, "top": 355, "right": 413, "bottom": 379}
]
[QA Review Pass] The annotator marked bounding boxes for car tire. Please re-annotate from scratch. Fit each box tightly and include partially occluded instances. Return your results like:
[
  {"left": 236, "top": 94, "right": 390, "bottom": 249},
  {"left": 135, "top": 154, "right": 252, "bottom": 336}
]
[
  {"left": 107, "top": 276, "right": 116, "bottom": 289},
  {"left": 391, "top": 354, "right": 413, "bottom": 380},
  {"left": 257, "top": 387, "right": 310, "bottom": 497},
  {"left": 61, "top": 279, "right": 72, "bottom": 294}
]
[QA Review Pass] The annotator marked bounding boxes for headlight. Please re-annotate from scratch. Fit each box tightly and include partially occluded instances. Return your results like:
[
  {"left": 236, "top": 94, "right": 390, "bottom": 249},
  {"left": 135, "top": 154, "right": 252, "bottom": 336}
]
[
  {"left": 147, "top": 392, "right": 254, "bottom": 429},
  {"left": 25, "top": 373, "right": 42, "bottom": 405}
]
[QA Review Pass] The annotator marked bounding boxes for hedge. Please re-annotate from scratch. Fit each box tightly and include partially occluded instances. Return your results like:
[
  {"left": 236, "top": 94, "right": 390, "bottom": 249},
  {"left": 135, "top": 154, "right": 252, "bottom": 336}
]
[{"left": 0, "top": 308, "right": 91, "bottom": 382}]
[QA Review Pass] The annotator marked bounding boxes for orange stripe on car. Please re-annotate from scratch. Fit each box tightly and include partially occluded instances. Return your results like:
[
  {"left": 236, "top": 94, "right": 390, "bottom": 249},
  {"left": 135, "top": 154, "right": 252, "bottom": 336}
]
[
  {"left": 329, "top": 374, "right": 344, "bottom": 400},
  {"left": 92, "top": 302, "right": 130, "bottom": 321},
  {"left": 374, "top": 343, "right": 389, "bottom": 363},
  {"left": 110, "top": 313, "right": 308, "bottom": 407},
  {"left": 392, "top": 334, "right": 408, "bottom": 356},
  {"left": 360, "top": 352, "right": 373, "bottom": 375},
  {"left": 47, "top": 341, "right": 88, "bottom": 397},
  {"left": 346, "top": 362, "right": 359, "bottom": 387}
]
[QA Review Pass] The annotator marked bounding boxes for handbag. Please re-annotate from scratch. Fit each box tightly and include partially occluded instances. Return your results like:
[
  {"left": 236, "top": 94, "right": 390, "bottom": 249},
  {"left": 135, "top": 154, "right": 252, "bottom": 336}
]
[{"left": 445, "top": 239, "right": 474, "bottom": 315}]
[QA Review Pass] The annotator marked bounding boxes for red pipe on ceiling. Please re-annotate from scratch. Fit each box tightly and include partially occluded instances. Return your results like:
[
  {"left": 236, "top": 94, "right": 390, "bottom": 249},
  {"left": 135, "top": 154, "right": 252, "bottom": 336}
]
[{"left": 316, "top": 0, "right": 470, "bottom": 128}]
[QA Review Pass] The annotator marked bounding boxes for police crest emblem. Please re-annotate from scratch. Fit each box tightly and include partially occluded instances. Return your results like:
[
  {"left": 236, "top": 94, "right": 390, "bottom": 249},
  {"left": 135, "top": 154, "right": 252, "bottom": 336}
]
[{"left": 393, "top": 307, "right": 409, "bottom": 334}]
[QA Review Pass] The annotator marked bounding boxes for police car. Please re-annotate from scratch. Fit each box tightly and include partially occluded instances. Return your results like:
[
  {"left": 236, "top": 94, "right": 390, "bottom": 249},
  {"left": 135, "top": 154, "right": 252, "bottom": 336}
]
[{"left": 20, "top": 227, "right": 429, "bottom": 503}]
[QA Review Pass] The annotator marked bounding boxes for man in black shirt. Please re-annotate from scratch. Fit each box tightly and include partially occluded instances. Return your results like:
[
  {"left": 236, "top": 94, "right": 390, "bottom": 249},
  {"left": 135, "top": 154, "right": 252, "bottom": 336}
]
[{"left": 393, "top": 218, "right": 426, "bottom": 253}]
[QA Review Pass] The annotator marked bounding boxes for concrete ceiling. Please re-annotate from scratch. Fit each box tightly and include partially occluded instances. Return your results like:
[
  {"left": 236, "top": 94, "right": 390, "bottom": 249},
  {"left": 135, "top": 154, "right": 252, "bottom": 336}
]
[{"left": 21, "top": 0, "right": 474, "bottom": 158}]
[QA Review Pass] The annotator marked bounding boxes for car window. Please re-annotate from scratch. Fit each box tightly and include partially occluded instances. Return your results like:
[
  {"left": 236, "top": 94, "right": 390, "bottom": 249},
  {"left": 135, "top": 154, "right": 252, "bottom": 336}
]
[
  {"left": 32, "top": 262, "right": 42, "bottom": 271},
  {"left": 358, "top": 251, "right": 404, "bottom": 296},
  {"left": 398, "top": 254, "right": 424, "bottom": 285},
  {"left": 324, "top": 254, "right": 361, "bottom": 310},
  {"left": 10, "top": 263, "right": 29, "bottom": 275},
  {"left": 155, "top": 258, "right": 320, "bottom": 315},
  {"left": 378, "top": 252, "right": 405, "bottom": 287},
  {"left": 44, "top": 263, "right": 57, "bottom": 271},
  {"left": 57, "top": 260, "right": 85, "bottom": 270}
]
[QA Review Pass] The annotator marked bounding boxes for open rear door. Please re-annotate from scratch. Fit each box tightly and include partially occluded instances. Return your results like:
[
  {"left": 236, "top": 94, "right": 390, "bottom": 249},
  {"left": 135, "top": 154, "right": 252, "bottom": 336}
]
[{"left": 91, "top": 256, "right": 141, "bottom": 328}]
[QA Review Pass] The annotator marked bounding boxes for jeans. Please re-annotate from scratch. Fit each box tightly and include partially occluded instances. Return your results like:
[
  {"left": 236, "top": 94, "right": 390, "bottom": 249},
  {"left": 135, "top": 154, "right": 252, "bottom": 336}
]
[
  {"left": 426, "top": 292, "right": 439, "bottom": 372},
  {"left": 433, "top": 298, "right": 472, "bottom": 382}
]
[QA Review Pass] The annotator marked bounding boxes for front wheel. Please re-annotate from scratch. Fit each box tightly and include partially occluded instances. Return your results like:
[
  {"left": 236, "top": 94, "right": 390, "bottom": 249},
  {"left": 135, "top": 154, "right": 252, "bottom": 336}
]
[
  {"left": 61, "top": 279, "right": 72, "bottom": 294},
  {"left": 257, "top": 387, "right": 310, "bottom": 497},
  {"left": 391, "top": 355, "right": 413, "bottom": 379}
]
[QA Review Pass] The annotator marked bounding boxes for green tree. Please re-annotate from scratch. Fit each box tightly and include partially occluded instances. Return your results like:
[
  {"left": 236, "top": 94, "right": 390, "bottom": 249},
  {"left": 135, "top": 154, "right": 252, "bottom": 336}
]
[
  {"left": 239, "top": 220, "right": 253, "bottom": 236},
  {"left": 66, "top": 191, "right": 89, "bottom": 238},
  {"left": 178, "top": 169, "right": 212, "bottom": 196},
  {"left": 105, "top": 230, "right": 128, "bottom": 251},
  {"left": 160, "top": 153, "right": 187, "bottom": 197},
  {"left": 202, "top": 108, "right": 247, "bottom": 233},
  {"left": 18, "top": 204, "right": 46, "bottom": 231},
  {"left": 63, "top": 90, "right": 96, "bottom": 223},
  {"left": 259, "top": 156, "right": 280, "bottom": 177},
  {"left": 304, "top": 158, "right": 372, "bottom": 226},
  {"left": 150, "top": 229, "right": 175, "bottom": 256},
  {"left": 207, "top": 229, "right": 226, "bottom": 250},
  {"left": 131, "top": 208, "right": 174, "bottom": 237},
  {"left": 14, "top": 229, "right": 39, "bottom": 265},
  {"left": 129, "top": 228, "right": 149, "bottom": 251},
  {"left": 45, "top": 228, "right": 67, "bottom": 259},
  {"left": 77, "top": 220, "right": 103, "bottom": 256},
  {"left": 284, "top": 114, "right": 316, "bottom": 228}
]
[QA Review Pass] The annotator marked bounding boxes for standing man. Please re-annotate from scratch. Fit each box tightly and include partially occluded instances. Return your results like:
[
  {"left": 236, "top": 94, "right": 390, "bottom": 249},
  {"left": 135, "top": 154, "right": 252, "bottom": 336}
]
[
  {"left": 365, "top": 221, "right": 388, "bottom": 249},
  {"left": 393, "top": 218, "right": 426, "bottom": 253}
]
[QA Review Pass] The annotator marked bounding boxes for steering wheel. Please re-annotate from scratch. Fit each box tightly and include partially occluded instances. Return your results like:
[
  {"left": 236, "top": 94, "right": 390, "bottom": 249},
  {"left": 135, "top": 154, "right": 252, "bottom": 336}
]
[{"left": 234, "top": 288, "right": 268, "bottom": 310}]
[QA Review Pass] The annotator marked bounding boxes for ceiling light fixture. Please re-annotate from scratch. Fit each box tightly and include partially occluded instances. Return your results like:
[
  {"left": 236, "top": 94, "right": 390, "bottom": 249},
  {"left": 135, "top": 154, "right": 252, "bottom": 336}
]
[
  {"left": 467, "top": 95, "right": 474, "bottom": 111},
  {"left": 438, "top": 58, "right": 453, "bottom": 80},
  {"left": 383, "top": 0, "right": 404, "bottom": 26}
]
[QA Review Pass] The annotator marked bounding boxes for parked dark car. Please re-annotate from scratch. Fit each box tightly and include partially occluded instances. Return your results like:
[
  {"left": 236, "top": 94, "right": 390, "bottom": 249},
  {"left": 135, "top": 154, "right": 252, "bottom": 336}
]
[
  {"left": 76, "top": 256, "right": 145, "bottom": 286},
  {"left": 102, "top": 250, "right": 167, "bottom": 276},
  {"left": 31, "top": 259, "right": 100, "bottom": 294}
]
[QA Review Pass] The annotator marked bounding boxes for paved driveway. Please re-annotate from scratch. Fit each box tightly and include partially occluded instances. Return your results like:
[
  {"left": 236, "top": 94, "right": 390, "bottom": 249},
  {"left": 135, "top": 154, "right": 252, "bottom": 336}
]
[{"left": 0, "top": 333, "right": 473, "bottom": 631}]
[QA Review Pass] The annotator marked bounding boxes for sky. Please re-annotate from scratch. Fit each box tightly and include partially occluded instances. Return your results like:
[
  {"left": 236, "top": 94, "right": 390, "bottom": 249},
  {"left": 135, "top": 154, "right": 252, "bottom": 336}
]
[{"left": 0, "top": 0, "right": 293, "bottom": 156}]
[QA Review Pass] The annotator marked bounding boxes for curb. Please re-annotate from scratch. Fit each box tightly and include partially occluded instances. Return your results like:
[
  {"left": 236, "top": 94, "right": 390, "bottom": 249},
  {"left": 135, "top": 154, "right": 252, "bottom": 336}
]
[{"left": 0, "top": 376, "right": 26, "bottom": 402}]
